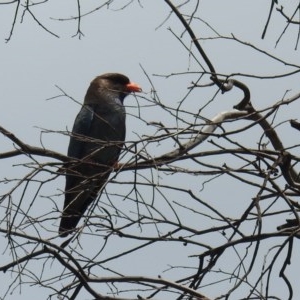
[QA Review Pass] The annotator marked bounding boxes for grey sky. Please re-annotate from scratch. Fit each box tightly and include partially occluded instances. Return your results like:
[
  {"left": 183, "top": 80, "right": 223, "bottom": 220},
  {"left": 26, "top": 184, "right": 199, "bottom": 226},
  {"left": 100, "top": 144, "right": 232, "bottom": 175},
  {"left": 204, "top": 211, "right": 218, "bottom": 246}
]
[{"left": 1, "top": 1, "right": 300, "bottom": 299}]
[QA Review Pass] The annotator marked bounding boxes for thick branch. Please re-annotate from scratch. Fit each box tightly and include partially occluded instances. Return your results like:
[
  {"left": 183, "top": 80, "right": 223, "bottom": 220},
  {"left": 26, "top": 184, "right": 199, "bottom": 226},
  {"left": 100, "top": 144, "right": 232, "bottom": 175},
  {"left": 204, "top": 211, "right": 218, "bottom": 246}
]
[{"left": 0, "top": 125, "right": 69, "bottom": 161}]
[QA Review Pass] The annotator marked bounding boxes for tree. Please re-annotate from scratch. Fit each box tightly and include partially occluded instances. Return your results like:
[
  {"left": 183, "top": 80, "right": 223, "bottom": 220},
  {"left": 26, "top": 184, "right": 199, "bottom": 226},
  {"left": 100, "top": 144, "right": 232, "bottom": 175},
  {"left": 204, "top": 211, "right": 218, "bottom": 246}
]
[{"left": 1, "top": 1, "right": 300, "bottom": 299}]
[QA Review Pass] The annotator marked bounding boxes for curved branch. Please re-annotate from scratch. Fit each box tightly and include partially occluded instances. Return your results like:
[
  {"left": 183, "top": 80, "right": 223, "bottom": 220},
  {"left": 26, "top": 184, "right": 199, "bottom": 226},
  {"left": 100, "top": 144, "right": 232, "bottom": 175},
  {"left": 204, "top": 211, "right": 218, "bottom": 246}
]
[
  {"left": 228, "top": 81, "right": 300, "bottom": 189},
  {"left": 0, "top": 125, "right": 69, "bottom": 162},
  {"left": 87, "top": 276, "right": 211, "bottom": 300}
]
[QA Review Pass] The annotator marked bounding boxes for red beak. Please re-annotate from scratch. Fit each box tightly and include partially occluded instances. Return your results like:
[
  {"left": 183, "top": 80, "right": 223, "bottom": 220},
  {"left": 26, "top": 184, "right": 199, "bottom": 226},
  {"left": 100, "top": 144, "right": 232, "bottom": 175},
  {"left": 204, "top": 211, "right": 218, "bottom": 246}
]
[{"left": 126, "top": 82, "right": 142, "bottom": 93}]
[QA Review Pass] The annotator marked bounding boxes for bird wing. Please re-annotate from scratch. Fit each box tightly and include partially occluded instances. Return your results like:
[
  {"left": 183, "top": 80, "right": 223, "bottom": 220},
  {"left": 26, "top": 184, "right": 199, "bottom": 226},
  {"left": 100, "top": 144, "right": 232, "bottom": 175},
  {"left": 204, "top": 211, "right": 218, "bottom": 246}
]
[
  {"left": 60, "top": 105, "right": 96, "bottom": 236},
  {"left": 60, "top": 104, "right": 126, "bottom": 236},
  {"left": 68, "top": 105, "right": 94, "bottom": 159}
]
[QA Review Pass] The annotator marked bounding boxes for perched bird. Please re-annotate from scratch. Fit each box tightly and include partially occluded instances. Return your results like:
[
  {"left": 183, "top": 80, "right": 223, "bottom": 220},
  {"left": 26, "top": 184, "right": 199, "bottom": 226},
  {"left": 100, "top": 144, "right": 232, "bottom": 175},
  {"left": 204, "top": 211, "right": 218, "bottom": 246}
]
[{"left": 59, "top": 73, "right": 142, "bottom": 237}]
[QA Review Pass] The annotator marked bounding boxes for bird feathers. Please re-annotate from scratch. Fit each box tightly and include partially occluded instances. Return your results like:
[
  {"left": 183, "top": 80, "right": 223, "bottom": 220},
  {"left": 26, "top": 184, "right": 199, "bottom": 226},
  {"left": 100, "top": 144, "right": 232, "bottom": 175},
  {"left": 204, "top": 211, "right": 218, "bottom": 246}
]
[{"left": 59, "top": 73, "right": 141, "bottom": 237}]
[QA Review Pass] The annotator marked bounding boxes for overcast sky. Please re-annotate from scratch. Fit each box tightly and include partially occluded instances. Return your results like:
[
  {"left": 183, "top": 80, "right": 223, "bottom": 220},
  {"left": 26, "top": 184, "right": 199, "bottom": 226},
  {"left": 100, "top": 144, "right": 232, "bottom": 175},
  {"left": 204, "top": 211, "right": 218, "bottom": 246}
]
[{"left": 1, "top": 1, "right": 300, "bottom": 299}]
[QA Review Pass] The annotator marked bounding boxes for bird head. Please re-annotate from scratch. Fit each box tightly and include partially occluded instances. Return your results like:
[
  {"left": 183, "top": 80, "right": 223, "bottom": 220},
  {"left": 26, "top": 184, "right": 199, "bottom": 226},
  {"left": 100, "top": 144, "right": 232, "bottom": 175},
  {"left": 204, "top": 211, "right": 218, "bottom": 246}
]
[{"left": 84, "top": 73, "right": 142, "bottom": 104}]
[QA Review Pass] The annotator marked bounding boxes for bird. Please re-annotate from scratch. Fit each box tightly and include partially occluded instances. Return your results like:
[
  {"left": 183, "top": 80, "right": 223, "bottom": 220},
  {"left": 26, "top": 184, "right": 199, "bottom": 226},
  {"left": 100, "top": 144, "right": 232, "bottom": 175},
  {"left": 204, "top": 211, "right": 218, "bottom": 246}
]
[{"left": 59, "top": 73, "right": 142, "bottom": 237}]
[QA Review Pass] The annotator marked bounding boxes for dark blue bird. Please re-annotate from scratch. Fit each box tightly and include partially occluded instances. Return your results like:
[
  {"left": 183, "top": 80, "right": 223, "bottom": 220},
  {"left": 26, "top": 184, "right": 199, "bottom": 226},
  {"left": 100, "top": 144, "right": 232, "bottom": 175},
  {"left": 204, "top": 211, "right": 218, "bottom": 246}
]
[{"left": 59, "top": 73, "right": 142, "bottom": 237}]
